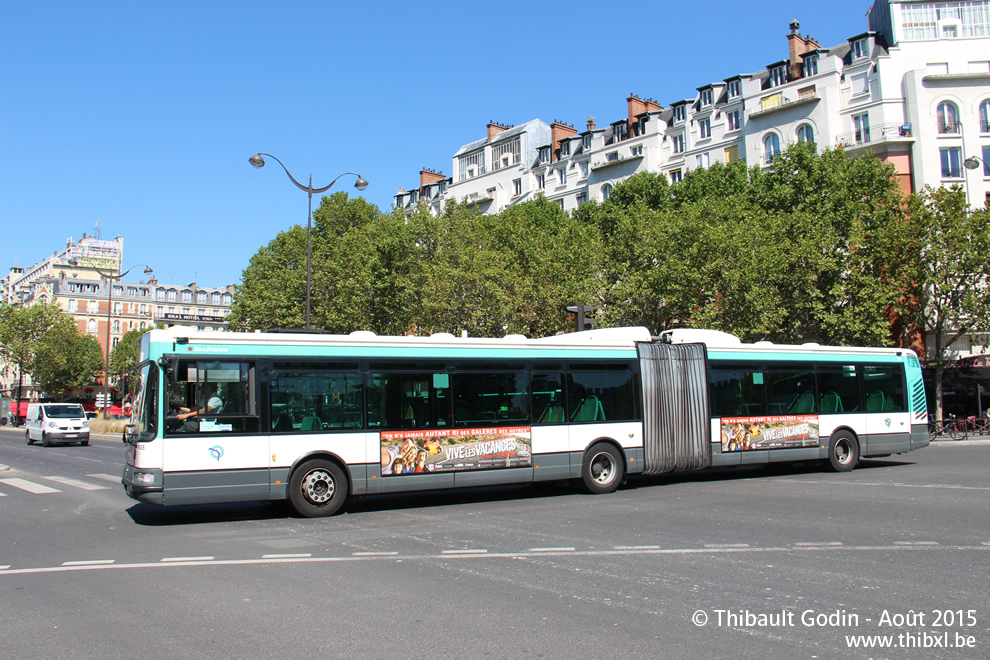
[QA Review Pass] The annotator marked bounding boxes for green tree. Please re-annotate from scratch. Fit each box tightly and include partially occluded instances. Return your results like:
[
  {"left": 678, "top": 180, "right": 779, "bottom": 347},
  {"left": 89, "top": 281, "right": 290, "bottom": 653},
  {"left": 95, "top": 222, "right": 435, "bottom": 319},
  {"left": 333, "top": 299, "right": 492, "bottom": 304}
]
[
  {"left": 901, "top": 186, "right": 990, "bottom": 420},
  {"left": 109, "top": 326, "right": 159, "bottom": 397},
  {"left": 0, "top": 302, "right": 70, "bottom": 415},
  {"left": 31, "top": 321, "right": 104, "bottom": 400}
]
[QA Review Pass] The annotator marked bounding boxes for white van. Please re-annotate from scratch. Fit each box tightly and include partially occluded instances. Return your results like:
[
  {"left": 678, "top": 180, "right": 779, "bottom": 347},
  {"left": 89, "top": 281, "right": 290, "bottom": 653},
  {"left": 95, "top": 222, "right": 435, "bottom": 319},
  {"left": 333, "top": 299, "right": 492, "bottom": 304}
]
[{"left": 25, "top": 403, "right": 90, "bottom": 446}]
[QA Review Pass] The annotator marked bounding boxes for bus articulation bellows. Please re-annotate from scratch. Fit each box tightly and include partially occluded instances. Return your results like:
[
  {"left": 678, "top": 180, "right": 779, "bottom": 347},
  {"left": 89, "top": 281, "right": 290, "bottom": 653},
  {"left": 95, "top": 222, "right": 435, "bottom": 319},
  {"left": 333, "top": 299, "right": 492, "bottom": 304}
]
[{"left": 122, "top": 326, "right": 929, "bottom": 517}]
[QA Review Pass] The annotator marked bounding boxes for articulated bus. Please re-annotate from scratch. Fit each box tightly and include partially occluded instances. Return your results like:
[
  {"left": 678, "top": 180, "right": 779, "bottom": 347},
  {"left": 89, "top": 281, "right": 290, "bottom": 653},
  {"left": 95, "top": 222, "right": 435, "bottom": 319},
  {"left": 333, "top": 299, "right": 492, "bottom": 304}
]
[{"left": 122, "top": 326, "right": 929, "bottom": 517}]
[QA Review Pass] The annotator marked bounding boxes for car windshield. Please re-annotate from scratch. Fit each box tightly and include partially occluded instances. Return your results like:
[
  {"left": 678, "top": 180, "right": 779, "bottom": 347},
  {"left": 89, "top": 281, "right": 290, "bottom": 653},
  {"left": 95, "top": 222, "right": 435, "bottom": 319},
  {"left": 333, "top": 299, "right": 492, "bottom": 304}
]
[{"left": 43, "top": 405, "right": 85, "bottom": 418}]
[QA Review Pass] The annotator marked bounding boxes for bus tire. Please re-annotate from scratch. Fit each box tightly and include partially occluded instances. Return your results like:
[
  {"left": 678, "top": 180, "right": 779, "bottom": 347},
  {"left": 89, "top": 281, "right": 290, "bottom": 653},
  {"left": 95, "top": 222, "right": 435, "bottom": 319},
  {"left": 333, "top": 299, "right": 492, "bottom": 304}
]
[
  {"left": 288, "top": 459, "right": 348, "bottom": 518},
  {"left": 26, "top": 431, "right": 33, "bottom": 445},
  {"left": 827, "top": 431, "right": 859, "bottom": 472},
  {"left": 580, "top": 442, "right": 624, "bottom": 494}
]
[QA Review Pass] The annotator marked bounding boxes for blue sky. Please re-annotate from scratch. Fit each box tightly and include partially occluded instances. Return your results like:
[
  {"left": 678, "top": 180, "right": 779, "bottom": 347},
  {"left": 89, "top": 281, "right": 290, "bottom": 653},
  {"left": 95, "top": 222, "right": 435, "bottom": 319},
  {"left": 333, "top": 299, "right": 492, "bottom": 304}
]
[{"left": 2, "top": 0, "right": 876, "bottom": 289}]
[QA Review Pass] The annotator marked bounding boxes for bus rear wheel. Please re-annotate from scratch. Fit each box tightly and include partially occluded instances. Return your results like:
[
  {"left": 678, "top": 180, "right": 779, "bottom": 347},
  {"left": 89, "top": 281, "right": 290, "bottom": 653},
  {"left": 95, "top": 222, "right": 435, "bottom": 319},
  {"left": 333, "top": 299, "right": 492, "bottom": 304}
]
[
  {"left": 580, "top": 442, "right": 624, "bottom": 494},
  {"left": 288, "top": 459, "right": 348, "bottom": 518},
  {"left": 826, "top": 431, "right": 859, "bottom": 472}
]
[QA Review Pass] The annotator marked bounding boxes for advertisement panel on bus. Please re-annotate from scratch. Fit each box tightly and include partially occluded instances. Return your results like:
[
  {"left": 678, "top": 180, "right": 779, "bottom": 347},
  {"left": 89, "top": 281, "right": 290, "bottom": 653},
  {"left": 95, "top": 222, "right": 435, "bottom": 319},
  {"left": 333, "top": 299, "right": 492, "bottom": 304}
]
[
  {"left": 719, "top": 415, "right": 819, "bottom": 451},
  {"left": 380, "top": 427, "right": 532, "bottom": 475}
]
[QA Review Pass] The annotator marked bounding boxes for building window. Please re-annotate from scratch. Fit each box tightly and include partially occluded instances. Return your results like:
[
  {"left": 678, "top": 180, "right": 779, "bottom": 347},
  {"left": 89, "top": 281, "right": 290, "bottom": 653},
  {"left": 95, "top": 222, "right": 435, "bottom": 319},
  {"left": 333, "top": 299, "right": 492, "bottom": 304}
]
[
  {"left": 726, "top": 110, "right": 741, "bottom": 131},
  {"left": 606, "top": 151, "right": 618, "bottom": 162},
  {"left": 980, "top": 100, "right": 990, "bottom": 132},
  {"left": 557, "top": 200, "right": 564, "bottom": 210},
  {"left": 851, "top": 73, "right": 870, "bottom": 97},
  {"left": 182, "top": 291, "right": 192, "bottom": 303},
  {"left": 197, "top": 291, "right": 207, "bottom": 303},
  {"left": 854, "top": 113, "right": 871, "bottom": 143},
  {"left": 580, "top": 162, "right": 589, "bottom": 178},
  {"left": 763, "top": 133, "right": 781, "bottom": 163},
  {"left": 672, "top": 134, "right": 685, "bottom": 154},
  {"left": 941, "top": 147, "right": 962, "bottom": 178},
  {"left": 88, "top": 319, "right": 97, "bottom": 334},
  {"left": 797, "top": 124, "right": 815, "bottom": 144},
  {"left": 557, "top": 168, "right": 567, "bottom": 185},
  {"left": 113, "top": 302, "right": 122, "bottom": 314},
  {"left": 492, "top": 137, "right": 521, "bottom": 171},
  {"left": 937, "top": 101, "right": 960, "bottom": 134},
  {"left": 696, "top": 153, "right": 710, "bottom": 169},
  {"left": 582, "top": 134, "right": 591, "bottom": 150},
  {"left": 112, "top": 320, "right": 120, "bottom": 333},
  {"left": 538, "top": 147, "right": 550, "bottom": 164},
  {"left": 458, "top": 150, "right": 485, "bottom": 182},
  {"left": 804, "top": 54, "right": 819, "bottom": 77},
  {"left": 576, "top": 193, "right": 587, "bottom": 206},
  {"left": 699, "top": 118, "right": 711, "bottom": 139},
  {"left": 613, "top": 123, "right": 628, "bottom": 142},
  {"left": 167, "top": 289, "right": 177, "bottom": 302},
  {"left": 68, "top": 299, "right": 77, "bottom": 312},
  {"left": 770, "top": 65, "right": 787, "bottom": 87},
  {"left": 513, "top": 178, "right": 522, "bottom": 196},
  {"left": 852, "top": 39, "right": 869, "bottom": 59},
  {"left": 537, "top": 174, "right": 545, "bottom": 189},
  {"left": 89, "top": 300, "right": 98, "bottom": 313},
  {"left": 127, "top": 287, "right": 137, "bottom": 296},
  {"left": 630, "top": 145, "right": 643, "bottom": 157},
  {"left": 602, "top": 184, "right": 612, "bottom": 200},
  {"left": 724, "top": 145, "right": 740, "bottom": 163},
  {"left": 673, "top": 105, "right": 686, "bottom": 122},
  {"left": 560, "top": 140, "right": 570, "bottom": 157},
  {"left": 223, "top": 294, "right": 231, "bottom": 305},
  {"left": 670, "top": 169, "right": 683, "bottom": 183},
  {"left": 140, "top": 304, "right": 147, "bottom": 314},
  {"left": 727, "top": 80, "right": 741, "bottom": 98},
  {"left": 700, "top": 89, "right": 713, "bottom": 106}
]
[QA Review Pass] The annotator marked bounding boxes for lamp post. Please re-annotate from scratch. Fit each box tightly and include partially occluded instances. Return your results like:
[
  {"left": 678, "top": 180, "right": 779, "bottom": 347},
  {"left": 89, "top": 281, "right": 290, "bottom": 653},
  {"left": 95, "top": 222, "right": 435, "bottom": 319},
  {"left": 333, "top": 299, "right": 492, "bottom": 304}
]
[
  {"left": 73, "top": 262, "right": 153, "bottom": 419},
  {"left": 248, "top": 152, "right": 368, "bottom": 329},
  {"left": 964, "top": 156, "right": 987, "bottom": 207}
]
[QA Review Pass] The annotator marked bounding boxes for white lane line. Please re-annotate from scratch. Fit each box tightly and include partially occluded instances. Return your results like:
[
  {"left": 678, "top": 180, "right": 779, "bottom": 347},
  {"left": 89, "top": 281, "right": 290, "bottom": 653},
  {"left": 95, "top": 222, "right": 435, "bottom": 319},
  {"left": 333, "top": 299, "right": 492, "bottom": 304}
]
[
  {"left": 529, "top": 547, "right": 576, "bottom": 553},
  {"left": 261, "top": 553, "right": 312, "bottom": 559},
  {"left": 352, "top": 551, "right": 398, "bottom": 556},
  {"left": 0, "top": 492, "right": 6, "bottom": 497},
  {"left": 0, "top": 478, "right": 60, "bottom": 494},
  {"left": 43, "top": 476, "right": 109, "bottom": 491},
  {"left": 86, "top": 473, "right": 122, "bottom": 483},
  {"left": 441, "top": 549, "right": 488, "bottom": 555},
  {"left": 795, "top": 542, "right": 844, "bottom": 546},
  {"left": 893, "top": 541, "right": 939, "bottom": 546},
  {"left": 160, "top": 556, "right": 215, "bottom": 562},
  {"left": 614, "top": 545, "right": 662, "bottom": 550},
  {"left": 0, "top": 565, "right": 9, "bottom": 570},
  {"left": 704, "top": 543, "right": 751, "bottom": 548},
  {"left": 62, "top": 560, "right": 115, "bottom": 566}
]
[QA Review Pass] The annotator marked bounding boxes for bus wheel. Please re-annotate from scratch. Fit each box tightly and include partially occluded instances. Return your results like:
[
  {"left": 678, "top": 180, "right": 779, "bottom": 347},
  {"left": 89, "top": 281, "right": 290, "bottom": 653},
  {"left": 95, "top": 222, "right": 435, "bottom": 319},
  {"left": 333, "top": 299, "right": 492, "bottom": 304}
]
[
  {"left": 288, "top": 459, "right": 348, "bottom": 518},
  {"left": 26, "top": 431, "right": 33, "bottom": 446},
  {"left": 827, "top": 432, "right": 859, "bottom": 472},
  {"left": 580, "top": 443, "right": 624, "bottom": 494}
]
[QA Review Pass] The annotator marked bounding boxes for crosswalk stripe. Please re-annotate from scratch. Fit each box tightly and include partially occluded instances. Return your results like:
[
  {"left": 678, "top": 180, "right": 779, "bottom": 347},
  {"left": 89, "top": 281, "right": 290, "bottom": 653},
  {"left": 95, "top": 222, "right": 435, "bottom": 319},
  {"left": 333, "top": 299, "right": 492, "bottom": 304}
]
[
  {"left": 86, "top": 473, "right": 122, "bottom": 483},
  {"left": 0, "top": 478, "right": 61, "bottom": 494},
  {"left": 43, "top": 476, "right": 108, "bottom": 491}
]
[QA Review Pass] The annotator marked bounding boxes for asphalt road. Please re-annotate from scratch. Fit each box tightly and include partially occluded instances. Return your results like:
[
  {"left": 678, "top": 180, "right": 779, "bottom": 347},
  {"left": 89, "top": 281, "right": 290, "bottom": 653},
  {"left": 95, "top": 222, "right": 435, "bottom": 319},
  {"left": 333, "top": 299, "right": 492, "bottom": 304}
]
[{"left": 1, "top": 427, "right": 988, "bottom": 659}]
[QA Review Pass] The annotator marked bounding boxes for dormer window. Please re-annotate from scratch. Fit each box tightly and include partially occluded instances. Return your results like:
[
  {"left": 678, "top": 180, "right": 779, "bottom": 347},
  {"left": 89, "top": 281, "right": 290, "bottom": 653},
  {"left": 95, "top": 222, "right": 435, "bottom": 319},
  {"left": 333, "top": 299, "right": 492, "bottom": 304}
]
[
  {"left": 538, "top": 147, "right": 550, "bottom": 164},
  {"left": 804, "top": 54, "right": 819, "bottom": 77},
  {"left": 700, "top": 89, "right": 713, "bottom": 107},
  {"left": 770, "top": 65, "right": 787, "bottom": 87},
  {"left": 560, "top": 141, "right": 570, "bottom": 157},
  {"left": 852, "top": 39, "right": 869, "bottom": 59},
  {"left": 727, "top": 80, "right": 741, "bottom": 99},
  {"left": 582, "top": 134, "right": 591, "bottom": 150},
  {"left": 674, "top": 105, "right": 686, "bottom": 121}
]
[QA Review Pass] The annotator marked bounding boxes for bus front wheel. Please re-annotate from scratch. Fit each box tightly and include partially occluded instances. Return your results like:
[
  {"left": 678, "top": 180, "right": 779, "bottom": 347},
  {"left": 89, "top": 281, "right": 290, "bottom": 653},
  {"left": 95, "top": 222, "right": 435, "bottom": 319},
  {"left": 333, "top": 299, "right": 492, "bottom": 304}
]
[
  {"left": 288, "top": 459, "right": 348, "bottom": 518},
  {"left": 580, "top": 442, "right": 624, "bottom": 494},
  {"left": 827, "top": 432, "right": 859, "bottom": 472}
]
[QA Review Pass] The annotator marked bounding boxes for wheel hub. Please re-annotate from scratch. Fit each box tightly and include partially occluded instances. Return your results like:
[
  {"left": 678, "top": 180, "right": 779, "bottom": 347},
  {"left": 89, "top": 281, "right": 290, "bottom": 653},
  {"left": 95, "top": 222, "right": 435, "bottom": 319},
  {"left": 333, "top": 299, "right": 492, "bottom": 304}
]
[{"left": 302, "top": 470, "right": 334, "bottom": 504}]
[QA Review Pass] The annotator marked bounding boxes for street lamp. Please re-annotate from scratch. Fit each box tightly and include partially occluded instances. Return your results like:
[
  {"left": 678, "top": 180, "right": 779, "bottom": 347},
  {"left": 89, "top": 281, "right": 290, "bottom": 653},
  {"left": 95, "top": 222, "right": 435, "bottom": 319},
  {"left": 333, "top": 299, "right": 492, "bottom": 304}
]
[
  {"left": 248, "top": 152, "right": 368, "bottom": 329},
  {"left": 964, "top": 156, "right": 986, "bottom": 172},
  {"left": 72, "top": 261, "right": 153, "bottom": 419}
]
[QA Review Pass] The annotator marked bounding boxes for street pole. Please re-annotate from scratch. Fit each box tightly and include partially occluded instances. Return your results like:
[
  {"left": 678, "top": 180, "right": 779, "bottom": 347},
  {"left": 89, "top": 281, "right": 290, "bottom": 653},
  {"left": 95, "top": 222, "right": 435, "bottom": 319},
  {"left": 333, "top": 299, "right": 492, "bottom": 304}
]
[{"left": 248, "top": 153, "right": 368, "bottom": 330}]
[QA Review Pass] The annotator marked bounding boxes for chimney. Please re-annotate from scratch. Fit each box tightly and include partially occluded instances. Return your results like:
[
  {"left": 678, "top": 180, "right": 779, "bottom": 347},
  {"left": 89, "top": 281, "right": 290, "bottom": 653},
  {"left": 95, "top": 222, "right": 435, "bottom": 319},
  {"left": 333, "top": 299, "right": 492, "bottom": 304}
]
[
  {"left": 487, "top": 121, "right": 513, "bottom": 142},
  {"left": 787, "top": 20, "right": 820, "bottom": 78},
  {"left": 586, "top": 116, "right": 597, "bottom": 131},
  {"left": 419, "top": 167, "right": 446, "bottom": 187},
  {"left": 550, "top": 120, "right": 578, "bottom": 162},
  {"left": 627, "top": 94, "right": 663, "bottom": 134}
]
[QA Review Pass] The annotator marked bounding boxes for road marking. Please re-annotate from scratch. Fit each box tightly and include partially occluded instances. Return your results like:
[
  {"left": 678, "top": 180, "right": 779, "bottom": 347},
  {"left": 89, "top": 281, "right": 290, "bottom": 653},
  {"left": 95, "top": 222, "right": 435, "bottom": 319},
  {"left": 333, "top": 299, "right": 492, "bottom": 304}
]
[
  {"left": 160, "top": 556, "right": 215, "bottom": 562},
  {"left": 776, "top": 478, "right": 990, "bottom": 492},
  {"left": 261, "top": 553, "right": 312, "bottom": 559},
  {"left": 62, "top": 560, "right": 115, "bottom": 566},
  {"left": 86, "top": 473, "right": 122, "bottom": 483},
  {"left": 441, "top": 549, "right": 488, "bottom": 555},
  {"left": 44, "top": 476, "right": 109, "bottom": 491},
  {"left": 2, "top": 543, "right": 987, "bottom": 576},
  {"left": 0, "top": 478, "right": 60, "bottom": 494},
  {"left": 0, "top": 492, "right": 6, "bottom": 497},
  {"left": 614, "top": 545, "right": 662, "bottom": 550},
  {"left": 704, "top": 543, "right": 750, "bottom": 548},
  {"left": 893, "top": 541, "right": 939, "bottom": 546},
  {"left": 794, "top": 542, "right": 844, "bottom": 546}
]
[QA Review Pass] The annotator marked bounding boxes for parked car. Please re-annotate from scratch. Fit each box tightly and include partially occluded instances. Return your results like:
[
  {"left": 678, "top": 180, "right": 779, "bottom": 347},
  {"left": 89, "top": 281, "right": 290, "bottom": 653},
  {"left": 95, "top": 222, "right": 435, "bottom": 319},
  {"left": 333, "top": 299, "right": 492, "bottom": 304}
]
[{"left": 25, "top": 403, "right": 90, "bottom": 446}]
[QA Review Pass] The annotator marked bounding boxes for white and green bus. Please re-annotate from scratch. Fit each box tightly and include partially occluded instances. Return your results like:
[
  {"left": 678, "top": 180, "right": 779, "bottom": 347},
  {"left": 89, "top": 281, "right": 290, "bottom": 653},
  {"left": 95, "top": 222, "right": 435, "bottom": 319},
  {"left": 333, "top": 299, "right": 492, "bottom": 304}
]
[{"left": 122, "top": 325, "right": 929, "bottom": 517}]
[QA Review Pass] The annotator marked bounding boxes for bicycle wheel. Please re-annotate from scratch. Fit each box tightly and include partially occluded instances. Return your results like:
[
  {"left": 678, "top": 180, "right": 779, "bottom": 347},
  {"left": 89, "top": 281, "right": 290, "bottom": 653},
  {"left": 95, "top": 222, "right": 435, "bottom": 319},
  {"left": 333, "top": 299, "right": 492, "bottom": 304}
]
[{"left": 948, "top": 421, "right": 967, "bottom": 441}]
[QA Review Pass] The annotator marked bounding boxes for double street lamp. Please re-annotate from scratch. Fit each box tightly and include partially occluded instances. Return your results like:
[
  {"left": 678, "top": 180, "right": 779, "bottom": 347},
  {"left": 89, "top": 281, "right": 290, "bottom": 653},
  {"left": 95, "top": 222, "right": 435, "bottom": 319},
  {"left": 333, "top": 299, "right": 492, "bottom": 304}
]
[
  {"left": 248, "top": 152, "right": 368, "bottom": 329},
  {"left": 72, "top": 261, "right": 153, "bottom": 419}
]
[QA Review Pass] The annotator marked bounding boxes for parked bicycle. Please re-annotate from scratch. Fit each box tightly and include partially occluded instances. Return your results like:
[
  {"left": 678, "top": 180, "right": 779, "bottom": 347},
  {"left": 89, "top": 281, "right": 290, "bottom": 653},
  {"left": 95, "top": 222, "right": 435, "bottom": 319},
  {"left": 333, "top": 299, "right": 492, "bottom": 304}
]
[{"left": 928, "top": 419, "right": 969, "bottom": 441}]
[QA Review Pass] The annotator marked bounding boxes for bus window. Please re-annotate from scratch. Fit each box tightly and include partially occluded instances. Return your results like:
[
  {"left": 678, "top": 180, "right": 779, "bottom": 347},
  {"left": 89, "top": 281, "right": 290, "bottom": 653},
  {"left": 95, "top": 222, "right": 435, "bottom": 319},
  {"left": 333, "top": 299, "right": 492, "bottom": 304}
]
[
  {"left": 532, "top": 372, "right": 565, "bottom": 424},
  {"left": 817, "top": 366, "right": 860, "bottom": 412},
  {"left": 765, "top": 369, "right": 816, "bottom": 414},
  {"left": 863, "top": 364, "right": 906, "bottom": 411},
  {"left": 166, "top": 360, "right": 257, "bottom": 434},
  {"left": 451, "top": 371, "right": 530, "bottom": 427},
  {"left": 367, "top": 372, "right": 450, "bottom": 429},
  {"left": 567, "top": 367, "right": 637, "bottom": 422},
  {"left": 709, "top": 368, "right": 765, "bottom": 417},
  {"left": 270, "top": 371, "right": 363, "bottom": 432}
]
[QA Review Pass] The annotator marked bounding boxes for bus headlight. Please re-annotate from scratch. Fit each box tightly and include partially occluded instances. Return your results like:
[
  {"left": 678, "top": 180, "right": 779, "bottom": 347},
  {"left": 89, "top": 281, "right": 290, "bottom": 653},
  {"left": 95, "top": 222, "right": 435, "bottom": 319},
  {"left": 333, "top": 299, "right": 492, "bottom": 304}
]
[{"left": 133, "top": 472, "right": 156, "bottom": 484}]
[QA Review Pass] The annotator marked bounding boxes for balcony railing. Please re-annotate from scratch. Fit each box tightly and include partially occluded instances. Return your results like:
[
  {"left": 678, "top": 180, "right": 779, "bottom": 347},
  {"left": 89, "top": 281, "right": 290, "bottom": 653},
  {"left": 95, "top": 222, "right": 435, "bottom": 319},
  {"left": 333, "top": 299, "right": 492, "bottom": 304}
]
[
  {"left": 937, "top": 121, "right": 962, "bottom": 134},
  {"left": 981, "top": 120, "right": 990, "bottom": 133},
  {"left": 835, "top": 122, "right": 914, "bottom": 148}
]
